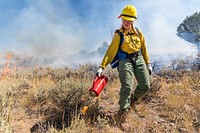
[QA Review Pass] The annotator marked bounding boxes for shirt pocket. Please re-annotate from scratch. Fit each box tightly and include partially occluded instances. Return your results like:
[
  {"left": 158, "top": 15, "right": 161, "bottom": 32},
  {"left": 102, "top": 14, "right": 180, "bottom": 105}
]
[{"left": 132, "top": 36, "right": 141, "bottom": 49}]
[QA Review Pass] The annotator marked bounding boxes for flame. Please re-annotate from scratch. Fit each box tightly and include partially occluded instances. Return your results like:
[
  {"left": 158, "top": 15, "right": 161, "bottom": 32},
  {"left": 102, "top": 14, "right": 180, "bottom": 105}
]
[
  {"left": 81, "top": 106, "right": 89, "bottom": 115},
  {"left": 1, "top": 53, "right": 14, "bottom": 79},
  {"left": 4, "top": 62, "right": 10, "bottom": 74},
  {"left": 80, "top": 96, "right": 98, "bottom": 115},
  {"left": 6, "top": 53, "right": 13, "bottom": 60}
]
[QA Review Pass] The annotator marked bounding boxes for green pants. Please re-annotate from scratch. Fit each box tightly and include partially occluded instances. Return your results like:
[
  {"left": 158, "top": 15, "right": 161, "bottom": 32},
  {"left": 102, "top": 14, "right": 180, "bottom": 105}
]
[{"left": 118, "top": 55, "right": 150, "bottom": 110}]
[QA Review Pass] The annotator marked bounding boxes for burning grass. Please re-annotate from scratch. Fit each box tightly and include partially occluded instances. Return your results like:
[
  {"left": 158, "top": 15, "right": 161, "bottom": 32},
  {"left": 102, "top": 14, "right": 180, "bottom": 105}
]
[{"left": 0, "top": 63, "right": 199, "bottom": 132}]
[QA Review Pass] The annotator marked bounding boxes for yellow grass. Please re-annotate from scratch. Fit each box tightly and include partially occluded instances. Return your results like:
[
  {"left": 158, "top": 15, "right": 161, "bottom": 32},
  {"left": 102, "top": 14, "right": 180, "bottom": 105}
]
[{"left": 0, "top": 65, "right": 199, "bottom": 133}]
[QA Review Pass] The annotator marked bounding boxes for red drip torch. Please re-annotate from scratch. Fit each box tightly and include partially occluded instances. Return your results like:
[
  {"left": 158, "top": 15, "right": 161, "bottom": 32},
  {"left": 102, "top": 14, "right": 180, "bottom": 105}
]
[
  {"left": 89, "top": 75, "right": 108, "bottom": 97},
  {"left": 81, "top": 75, "right": 108, "bottom": 115}
]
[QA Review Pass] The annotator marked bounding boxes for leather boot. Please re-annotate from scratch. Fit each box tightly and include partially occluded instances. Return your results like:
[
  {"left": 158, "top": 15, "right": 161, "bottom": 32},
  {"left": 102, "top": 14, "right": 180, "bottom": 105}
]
[
  {"left": 114, "top": 108, "right": 130, "bottom": 125},
  {"left": 130, "top": 97, "right": 138, "bottom": 110}
]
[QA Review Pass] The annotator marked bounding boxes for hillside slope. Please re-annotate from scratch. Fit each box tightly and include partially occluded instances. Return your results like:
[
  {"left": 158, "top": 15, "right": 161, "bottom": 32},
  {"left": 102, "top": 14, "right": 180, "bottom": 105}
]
[{"left": 0, "top": 65, "right": 199, "bottom": 133}]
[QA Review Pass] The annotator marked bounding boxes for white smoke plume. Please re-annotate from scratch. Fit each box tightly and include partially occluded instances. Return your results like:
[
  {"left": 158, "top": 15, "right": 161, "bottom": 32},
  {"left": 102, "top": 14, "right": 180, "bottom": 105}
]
[{"left": 0, "top": 0, "right": 199, "bottom": 67}]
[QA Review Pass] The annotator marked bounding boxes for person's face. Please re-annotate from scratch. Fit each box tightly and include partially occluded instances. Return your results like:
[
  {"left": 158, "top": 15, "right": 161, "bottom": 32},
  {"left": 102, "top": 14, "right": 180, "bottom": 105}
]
[{"left": 122, "top": 19, "right": 134, "bottom": 31}]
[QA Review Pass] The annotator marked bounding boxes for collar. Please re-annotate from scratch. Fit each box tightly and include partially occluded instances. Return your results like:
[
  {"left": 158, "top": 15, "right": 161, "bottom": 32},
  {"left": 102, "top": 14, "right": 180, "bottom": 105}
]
[{"left": 119, "top": 27, "right": 136, "bottom": 35}]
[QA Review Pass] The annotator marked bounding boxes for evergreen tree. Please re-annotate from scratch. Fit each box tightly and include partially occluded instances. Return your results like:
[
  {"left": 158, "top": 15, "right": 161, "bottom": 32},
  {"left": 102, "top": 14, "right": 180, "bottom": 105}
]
[{"left": 177, "top": 12, "right": 200, "bottom": 53}]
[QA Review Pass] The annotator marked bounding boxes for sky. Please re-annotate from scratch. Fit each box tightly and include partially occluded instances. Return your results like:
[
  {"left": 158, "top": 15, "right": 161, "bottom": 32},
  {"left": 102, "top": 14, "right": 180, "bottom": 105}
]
[{"left": 0, "top": 0, "right": 200, "bottom": 66}]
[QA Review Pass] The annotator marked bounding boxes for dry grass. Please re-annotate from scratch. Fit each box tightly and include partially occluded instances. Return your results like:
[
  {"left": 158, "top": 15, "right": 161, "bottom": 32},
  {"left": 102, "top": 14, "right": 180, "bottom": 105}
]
[{"left": 0, "top": 63, "right": 199, "bottom": 133}]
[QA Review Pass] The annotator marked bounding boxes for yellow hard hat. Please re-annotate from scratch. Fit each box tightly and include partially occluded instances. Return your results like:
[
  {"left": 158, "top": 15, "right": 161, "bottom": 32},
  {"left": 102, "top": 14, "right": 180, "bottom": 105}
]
[{"left": 118, "top": 5, "right": 137, "bottom": 21}]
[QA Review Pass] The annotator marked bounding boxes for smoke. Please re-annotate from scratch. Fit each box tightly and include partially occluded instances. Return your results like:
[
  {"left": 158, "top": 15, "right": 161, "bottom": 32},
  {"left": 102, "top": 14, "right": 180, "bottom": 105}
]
[
  {"left": 12, "top": 1, "right": 87, "bottom": 57},
  {"left": 135, "top": 0, "right": 199, "bottom": 54},
  {"left": 4, "top": 1, "right": 122, "bottom": 60},
  {"left": 129, "top": 0, "right": 200, "bottom": 64},
  {"left": 0, "top": 0, "right": 199, "bottom": 67}
]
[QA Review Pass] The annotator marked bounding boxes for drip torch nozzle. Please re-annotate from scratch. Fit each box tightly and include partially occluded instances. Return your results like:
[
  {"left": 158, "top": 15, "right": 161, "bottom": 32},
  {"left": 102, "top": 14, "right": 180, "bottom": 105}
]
[{"left": 89, "top": 91, "right": 96, "bottom": 97}]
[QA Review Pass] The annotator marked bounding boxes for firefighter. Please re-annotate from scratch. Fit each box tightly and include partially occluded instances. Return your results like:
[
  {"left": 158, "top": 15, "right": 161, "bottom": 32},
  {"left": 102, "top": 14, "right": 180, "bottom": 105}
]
[{"left": 96, "top": 4, "right": 152, "bottom": 121}]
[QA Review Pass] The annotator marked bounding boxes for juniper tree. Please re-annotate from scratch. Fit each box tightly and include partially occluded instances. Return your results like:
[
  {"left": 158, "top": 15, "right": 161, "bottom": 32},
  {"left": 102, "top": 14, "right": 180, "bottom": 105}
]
[{"left": 177, "top": 12, "right": 200, "bottom": 53}]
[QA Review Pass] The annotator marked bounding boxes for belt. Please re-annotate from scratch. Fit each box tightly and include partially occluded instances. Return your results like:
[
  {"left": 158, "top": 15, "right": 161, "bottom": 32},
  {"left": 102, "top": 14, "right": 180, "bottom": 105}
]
[
  {"left": 127, "top": 51, "right": 140, "bottom": 60},
  {"left": 126, "top": 51, "right": 141, "bottom": 66}
]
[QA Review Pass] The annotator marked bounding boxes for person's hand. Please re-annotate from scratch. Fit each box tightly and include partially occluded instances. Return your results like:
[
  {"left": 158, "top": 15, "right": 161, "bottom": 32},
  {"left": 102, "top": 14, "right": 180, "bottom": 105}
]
[
  {"left": 147, "top": 64, "right": 152, "bottom": 75},
  {"left": 96, "top": 67, "right": 103, "bottom": 77}
]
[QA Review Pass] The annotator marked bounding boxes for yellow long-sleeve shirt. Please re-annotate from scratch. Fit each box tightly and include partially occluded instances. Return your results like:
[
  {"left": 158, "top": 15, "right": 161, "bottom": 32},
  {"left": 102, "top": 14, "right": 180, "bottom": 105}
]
[{"left": 100, "top": 27, "right": 150, "bottom": 69}]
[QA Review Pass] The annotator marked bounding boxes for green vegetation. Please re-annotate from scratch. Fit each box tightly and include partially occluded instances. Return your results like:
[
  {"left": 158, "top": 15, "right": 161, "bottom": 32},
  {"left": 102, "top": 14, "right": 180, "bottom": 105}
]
[
  {"left": 0, "top": 58, "right": 199, "bottom": 133},
  {"left": 177, "top": 12, "right": 200, "bottom": 52}
]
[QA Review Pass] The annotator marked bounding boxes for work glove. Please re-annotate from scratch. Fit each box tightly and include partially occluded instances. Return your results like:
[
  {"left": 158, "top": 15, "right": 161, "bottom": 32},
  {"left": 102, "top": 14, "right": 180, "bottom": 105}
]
[
  {"left": 96, "top": 67, "right": 103, "bottom": 77},
  {"left": 147, "top": 64, "right": 152, "bottom": 75}
]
